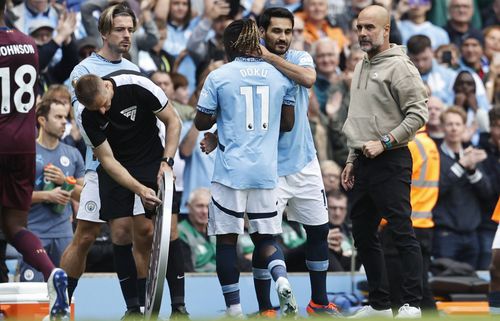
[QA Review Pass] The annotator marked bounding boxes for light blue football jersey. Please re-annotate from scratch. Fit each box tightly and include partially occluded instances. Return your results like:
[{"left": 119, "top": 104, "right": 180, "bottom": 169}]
[
  {"left": 69, "top": 53, "right": 140, "bottom": 171},
  {"left": 197, "top": 57, "right": 297, "bottom": 189},
  {"left": 278, "top": 50, "right": 317, "bottom": 177}
]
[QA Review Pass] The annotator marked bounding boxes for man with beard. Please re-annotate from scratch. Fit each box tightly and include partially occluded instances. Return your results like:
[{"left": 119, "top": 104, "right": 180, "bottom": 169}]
[
  {"left": 341, "top": 5, "right": 428, "bottom": 318},
  {"left": 202, "top": 7, "right": 339, "bottom": 317}
]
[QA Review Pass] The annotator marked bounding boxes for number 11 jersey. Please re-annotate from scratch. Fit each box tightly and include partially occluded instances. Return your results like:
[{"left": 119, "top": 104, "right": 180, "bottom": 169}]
[
  {"left": 0, "top": 28, "right": 39, "bottom": 155},
  {"left": 197, "top": 57, "right": 297, "bottom": 190}
]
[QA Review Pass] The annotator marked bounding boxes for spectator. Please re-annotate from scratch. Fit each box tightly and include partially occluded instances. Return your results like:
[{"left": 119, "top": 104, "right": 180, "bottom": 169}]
[
  {"left": 42, "top": 85, "right": 85, "bottom": 158},
  {"left": 320, "top": 160, "right": 341, "bottom": 194},
  {"left": 75, "top": 37, "right": 99, "bottom": 62},
  {"left": 435, "top": 43, "right": 461, "bottom": 70},
  {"left": 433, "top": 107, "right": 492, "bottom": 268},
  {"left": 483, "top": 0, "right": 500, "bottom": 28},
  {"left": 178, "top": 188, "right": 216, "bottom": 272},
  {"left": 311, "top": 38, "right": 341, "bottom": 113},
  {"left": 10, "top": 0, "right": 59, "bottom": 35},
  {"left": 452, "top": 70, "right": 490, "bottom": 144},
  {"left": 20, "top": 99, "right": 84, "bottom": 282},
  {"left": 485, "top": 62, "right": 500, "bottom": 105},
  {"left": 484, "top": 26, "right": 500, "bottom": 63},
  {"left": 407, "top": 35, "right": 457, "bottom": 106},
  {"left": 326, "top": 191, "right": 353, "bottom": 271},
  {"left": 477, "top": 107, "right": 500, "bottom": 270},
  {"left": 396, "top": 0, "right": 450, "bottom": 49},
  {"left": 138, "top": 20, "right": 175, "bottom": 74},
  {"left": 445, "top": 0, "right": 483, "bottom": 47},
  {"left": 171, "top": 72, "right": 191, "bottom": 106},
  {"left": 27, "top": 14, "right": 78, "bottom": 95},
  {"left": 290, "top": 16, "right": 308, "bottom": 51},
  {"left": 295, "top": 0, "right": 348, "bottom": 50},
  {"left": 155, "top": 0, "right": 200, "bottom": 57},
  {"left": 426, "top": 96, "right": 446, "bottom": 145},
  {"left": 186, "top": 0, "right": 231, "bottom": 80},
  {"left": 459, "top": 32, "right": 489, "bottom": 81}
]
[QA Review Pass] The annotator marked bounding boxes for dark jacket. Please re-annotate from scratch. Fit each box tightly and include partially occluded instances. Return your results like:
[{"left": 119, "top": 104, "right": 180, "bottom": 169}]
[{"left": 433, "top": 142, "right": 493, "bottom": 232}]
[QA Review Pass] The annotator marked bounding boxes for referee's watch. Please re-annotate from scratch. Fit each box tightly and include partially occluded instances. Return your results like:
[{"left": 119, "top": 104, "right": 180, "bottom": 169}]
[
  {"left": 380, "top": 134, "right": 392, "bottom": 150},
  {"left": 161, "top": 157, "right": 175, "bottom": 168}
]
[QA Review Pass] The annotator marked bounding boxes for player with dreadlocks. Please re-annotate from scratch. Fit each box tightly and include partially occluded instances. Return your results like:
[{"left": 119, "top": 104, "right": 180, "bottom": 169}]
[{"left": 194, "top": 19, "right": 299, "bottom": 318}]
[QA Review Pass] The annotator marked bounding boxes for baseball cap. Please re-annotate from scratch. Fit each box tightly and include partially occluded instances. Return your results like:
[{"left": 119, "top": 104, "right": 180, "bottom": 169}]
[
  {"left": 28, "top": 18, "right": 55, "bottom": 35},
  {"left": 461, "top": 30, "right": 485, "bottom": 47}
]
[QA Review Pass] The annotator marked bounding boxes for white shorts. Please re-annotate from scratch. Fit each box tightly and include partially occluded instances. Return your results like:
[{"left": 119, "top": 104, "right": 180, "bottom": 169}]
[
  {"left": 277, "top": 157, "right": 328, "bottom": 226},
  {"left": 492, "top": 223, "right": 500, "bottom": 250},
  {"left": 208, "top": 182, "right": 281, "bottom": 236},
  {"left": 76, "top": 171, "right": 145, "bottom": 223}
]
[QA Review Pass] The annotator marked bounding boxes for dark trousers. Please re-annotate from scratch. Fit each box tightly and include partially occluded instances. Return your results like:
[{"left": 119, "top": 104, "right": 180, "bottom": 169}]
[
  {"left": 433, "top": 228, "right": 479, "bottom": 268},
  {"left": 381, "top": 227, "right": 436, "bottom": 311},
  {"left": 349, "top": 147, "right": 423, "bottom": 309}
]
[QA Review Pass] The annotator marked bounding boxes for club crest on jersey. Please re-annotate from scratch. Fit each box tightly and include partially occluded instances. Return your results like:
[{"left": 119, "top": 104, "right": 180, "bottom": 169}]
[{"left": 121, "top": 106, "right": 137, "bottom": 121}]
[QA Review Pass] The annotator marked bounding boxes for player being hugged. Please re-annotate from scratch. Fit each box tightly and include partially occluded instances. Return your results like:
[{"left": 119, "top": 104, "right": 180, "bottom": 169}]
[{"left": 194, "top": 18, "right": 298, "bottom": 318}]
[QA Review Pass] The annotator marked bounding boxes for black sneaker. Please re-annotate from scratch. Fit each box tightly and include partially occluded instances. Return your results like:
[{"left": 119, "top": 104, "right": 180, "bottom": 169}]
[
  {"left": 170, "top": 305, "right": 190, "bottom": 319},
  {"left": 121, "top": 307, "right": 143, "bottom": 321}
]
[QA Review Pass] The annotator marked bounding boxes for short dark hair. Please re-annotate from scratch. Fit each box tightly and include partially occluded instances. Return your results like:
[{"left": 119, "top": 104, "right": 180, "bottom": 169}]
[
  {"left": 98, "top": 3, "right": 137, "bottom": 36},
  {"left": 223, "top": 19, "right": 261, "bottom": 62},
  {"left": 74, "top": 74, "right": 104, "bottom": 108},
  {"left": 489, "top": 106, "right": 500, "bottom": 124},
  {"left": 258, "top": 7, "right": 294, "bottom": 31},
  {"left": 326, "top": 190, "right": 347, "bottom": 201},
  {"left": 35, "top": 99, "right": 64, "bottom": 128},
  {"left": 407, "top": 35, "right": 432, "bottom": 55}
]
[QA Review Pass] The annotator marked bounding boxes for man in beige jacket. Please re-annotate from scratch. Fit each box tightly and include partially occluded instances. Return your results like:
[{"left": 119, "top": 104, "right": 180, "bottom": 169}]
[{"left": 341, "top": 5, "right": 428, "bottom": 319}]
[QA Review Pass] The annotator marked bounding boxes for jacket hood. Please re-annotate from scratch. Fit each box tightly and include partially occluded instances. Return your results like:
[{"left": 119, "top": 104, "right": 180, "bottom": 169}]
[{"left": 364, "top": 44, "right": 407, "bottom": 64}]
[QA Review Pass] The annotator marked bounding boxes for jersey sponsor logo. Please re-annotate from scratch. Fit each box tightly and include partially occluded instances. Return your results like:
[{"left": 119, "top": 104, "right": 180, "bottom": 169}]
[{"left": 120, "top": 106, "right": 137, "bottom": 121}]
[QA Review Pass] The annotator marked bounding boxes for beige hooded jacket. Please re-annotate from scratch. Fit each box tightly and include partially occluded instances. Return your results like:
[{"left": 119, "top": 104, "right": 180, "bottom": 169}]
[{"left": 342, "top": 45, "right": 428, "bottom": 164}]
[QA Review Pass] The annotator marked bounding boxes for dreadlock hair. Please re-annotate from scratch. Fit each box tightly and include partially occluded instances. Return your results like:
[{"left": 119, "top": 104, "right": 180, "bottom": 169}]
[{"left": 223, "top": 19, "right": 262, "bottom": 62}]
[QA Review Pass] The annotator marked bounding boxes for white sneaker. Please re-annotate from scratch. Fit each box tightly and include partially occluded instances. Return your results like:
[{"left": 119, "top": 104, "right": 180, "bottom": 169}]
[
  {"left": 395, "top": 304, "right": 421, "bottom": 319},
  {"left": 349, "top": 305, "right": 393, "bottom": 318},
  {"left": 225, "top": 304, "right": 245, "bottom": 319},
  {"left": 276, "top": 278, "right": 298, "bottom": 317}
]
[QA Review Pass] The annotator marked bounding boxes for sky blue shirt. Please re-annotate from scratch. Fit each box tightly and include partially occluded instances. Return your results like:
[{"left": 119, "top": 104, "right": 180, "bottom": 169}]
[
  {"left": 197, "top": 57, "right": 297, "bottom": 189},
  {"left": 179, "top": 121, "right": 216, "bottom": 214},
  {"left": 30, "top": 142, "right": 84, "bottom": 238},
  {"left": 278, "top": 50, "right": 317, "bottom": 177},
  {"left": 398, "top": 20, "right": 450, "bottom": 50},
  {"left": 164, "top": 17, "right": 201, "bottom": 56},
  {"left": 421, "top": 60, "right": 457, "bottom": 106},
  {"left": 70, "top": 53, "right": 140, "bottom": 171}
]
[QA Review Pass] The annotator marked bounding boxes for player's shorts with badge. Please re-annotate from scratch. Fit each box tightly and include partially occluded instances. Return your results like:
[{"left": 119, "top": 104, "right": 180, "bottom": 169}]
[
  {"left": 208, "top": 182, "right": 281, "bottom": 236},
  {"left": 277, "top": 157, "right": 329, "bottom": 226},
  {"left": 77, "top": 171, "right": 145, "bottom": 223}
]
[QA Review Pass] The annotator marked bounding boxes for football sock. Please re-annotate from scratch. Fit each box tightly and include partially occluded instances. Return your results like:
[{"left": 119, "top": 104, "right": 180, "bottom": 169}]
[
  {"left": 166, "top": 239, "right": 185, "bottom": 308},
  {"left": 67, "top": 277, "right": 79, "bottom": 304},
  {"left": 216, "top": 243, "right": 240, "bottom": 307},
  {"left": 113, "top": 243, "right": 139, "bottom": 309},
  {"left": 252, "top": 241, "right": 273, "bottom": 311},
  {"left": 11, "top": 229, "right": 54, "bottom": 281},
  {"left": 137, "top": 277, "right": 146, "bottom": 307},
  {"left": 489, "top": 291, "right": 500, "bottom": 315},
  {"left": 304, "top": 223, "right": 330, "bottom": 305}
]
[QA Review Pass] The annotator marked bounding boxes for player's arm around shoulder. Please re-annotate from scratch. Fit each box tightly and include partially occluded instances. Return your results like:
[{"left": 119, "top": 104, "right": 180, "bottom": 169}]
[
  {"left": 280, "top": 82, "right": 297, "bottom": 132},
  {"left": 262, "top": 47, "right": 316, "bottom": 88}
]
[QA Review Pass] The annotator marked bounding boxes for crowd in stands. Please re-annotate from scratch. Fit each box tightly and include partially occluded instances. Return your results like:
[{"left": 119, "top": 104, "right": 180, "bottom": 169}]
[{"left": 1, "top": 0, "right": 499, "bottom": 280}]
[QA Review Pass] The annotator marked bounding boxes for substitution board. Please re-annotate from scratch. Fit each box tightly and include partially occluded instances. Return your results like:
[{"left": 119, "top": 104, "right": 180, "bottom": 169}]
[{"left": 145, "top": 171, "right": 173, "bottom": 319}]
